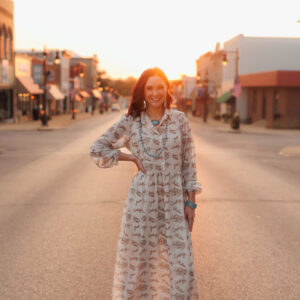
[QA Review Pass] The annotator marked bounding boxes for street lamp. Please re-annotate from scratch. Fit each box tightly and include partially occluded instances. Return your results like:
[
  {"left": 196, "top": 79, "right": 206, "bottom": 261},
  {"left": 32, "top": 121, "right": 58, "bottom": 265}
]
[
  {"left": 222, "top": 48, "right": 240, "bottom": 119},
  {"left": 222, "top": 48, "right": 239, "bottom": 78},
  {"left": 70, "top": 66, "right": 84, "bottom": 120},
  {"left": 202, "top": 70, "right": 209, "bottom": 123},
  {"left": 41, "top": 48, "right": 60, "bottom": 126},
  {"left": 196, "top": 70, "right": 209, "bottom": 122}
]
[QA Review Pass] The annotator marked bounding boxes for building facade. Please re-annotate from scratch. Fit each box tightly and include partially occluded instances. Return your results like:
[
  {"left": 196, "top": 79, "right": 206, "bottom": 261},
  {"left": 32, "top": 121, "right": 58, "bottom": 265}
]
[
  {"left": 70, "top": 54, "right": 100, "bottom": 113},
  {"left": 240, "top": 71, "right": 300, "bottom": 128},
  {"left": 221, "top": 34, "right": 300, "bottom": 124},
  {"left": 196, "top": 43, "right": 224, "bottom": 119},
  {"left": 18, "top": 49, "right": 71, "bottom": 115},
  {"left": 0, "top": 0, "right": 14, "bottom": 122},
  {"left": 15, "top": 53, "right": 43, "bottom": 121}
]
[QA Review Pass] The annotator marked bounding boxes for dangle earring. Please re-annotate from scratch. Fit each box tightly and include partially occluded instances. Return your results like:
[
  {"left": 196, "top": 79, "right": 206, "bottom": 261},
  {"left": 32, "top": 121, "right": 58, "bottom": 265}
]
[{"left": 143, "top": 100, "right": 147, "bottom": 110}]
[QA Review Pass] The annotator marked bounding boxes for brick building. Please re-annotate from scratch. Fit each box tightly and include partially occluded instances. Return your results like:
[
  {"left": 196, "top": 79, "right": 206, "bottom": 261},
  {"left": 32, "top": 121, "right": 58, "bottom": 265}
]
[{"left": 0, "top": 0, "right": 14, "bottom": 122}]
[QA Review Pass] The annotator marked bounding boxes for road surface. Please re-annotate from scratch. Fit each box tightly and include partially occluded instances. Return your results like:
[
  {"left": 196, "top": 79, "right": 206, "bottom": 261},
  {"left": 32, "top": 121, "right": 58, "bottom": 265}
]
[{"left": 0, "top": 111, "right": 299, "bottom": 299}]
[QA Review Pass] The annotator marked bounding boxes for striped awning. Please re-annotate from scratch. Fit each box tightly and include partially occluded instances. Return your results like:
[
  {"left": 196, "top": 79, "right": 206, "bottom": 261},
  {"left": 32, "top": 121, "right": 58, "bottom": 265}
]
[
  {"left": 92, "top": 89, "right": 102, "bottom": 99},
  {"left": 79, "top": 91, "right": 90, "bottom": 98},
  {"left": 47, "top": 84, "right": 64, "bottom": 100},
  {"left": 16, "top": 76, "right": 43, "bottom": 95}
]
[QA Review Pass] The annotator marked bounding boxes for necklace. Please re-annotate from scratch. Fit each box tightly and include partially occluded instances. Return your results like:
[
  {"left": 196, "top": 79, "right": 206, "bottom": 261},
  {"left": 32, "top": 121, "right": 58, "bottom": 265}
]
[
  {"left": 146, "top": 111, "right": 163, "bottom": 126},
  {"left": 138, "top": 119, "right": 168, "bottom": 158}
]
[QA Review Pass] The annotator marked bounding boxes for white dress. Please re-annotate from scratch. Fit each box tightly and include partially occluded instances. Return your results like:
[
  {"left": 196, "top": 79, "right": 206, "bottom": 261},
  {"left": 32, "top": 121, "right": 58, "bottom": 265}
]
[{"left": 90, "top": 108, "right": 202, "bottom": 299}]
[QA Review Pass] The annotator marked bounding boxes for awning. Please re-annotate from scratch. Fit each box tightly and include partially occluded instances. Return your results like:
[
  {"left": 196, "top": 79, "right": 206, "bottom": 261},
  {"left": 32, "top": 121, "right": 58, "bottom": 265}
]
[
  {"left": 216, "top": 91, "right": 233, "bottom": 103},
  {"left": 75, "top": 93, "right": 82, "bottom": 102},
  {"left": 79, "top": 91, "right": 90, "bottom": 98},
  {"left": 16, "top": 76, "right": 43, "bottom": 95},
  {"left": 47, "top": 84, "right": 65, "bottom": 100},
  {"left": 92, "top": 89, "right": 102, "bottom": 99}
]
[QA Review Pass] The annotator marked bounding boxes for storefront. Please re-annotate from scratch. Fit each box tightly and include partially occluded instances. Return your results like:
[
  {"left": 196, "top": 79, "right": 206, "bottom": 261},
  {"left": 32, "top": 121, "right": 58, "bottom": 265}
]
[
  {"left": 79, "top": 90, "right": 90, "bottom": 112},
  {"left": 0, "top": 0, "right": 15, "bottom": 122},
  {"left": 15, "top": 76, "right": 43, "bottom": 121},
  {"left": 240, "top": 70, "right": 300, "bottom": 128},
  {"left": 47, "top": 84, "right": 65, "bottom": 116},
  {"left": 216, "top": 91, "right": 236, "bottom": 119}
]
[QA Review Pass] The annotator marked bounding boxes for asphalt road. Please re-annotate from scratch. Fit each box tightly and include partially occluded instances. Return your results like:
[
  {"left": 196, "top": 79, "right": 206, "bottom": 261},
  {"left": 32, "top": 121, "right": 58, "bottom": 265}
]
[{"left": 0, "top": 111, "right": 299, "bottom": 300}]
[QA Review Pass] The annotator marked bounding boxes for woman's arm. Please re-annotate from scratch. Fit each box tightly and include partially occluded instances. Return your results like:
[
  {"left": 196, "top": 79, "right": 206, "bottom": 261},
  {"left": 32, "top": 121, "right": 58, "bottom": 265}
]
[
  {"left": 89, "top": 114, "right": 131, "bottom": 168},
  {"left": 118, "top": 152, "right": 147, "bottom": 174},
  {"left": 180, "top": 112, "right": 202, "bottom": 196},
  {"left": 187, "top": 190, "right": 196, "bottom": 203}
]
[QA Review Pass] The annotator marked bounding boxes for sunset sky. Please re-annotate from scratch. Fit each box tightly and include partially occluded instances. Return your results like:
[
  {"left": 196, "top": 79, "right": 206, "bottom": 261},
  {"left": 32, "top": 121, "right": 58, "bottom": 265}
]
[{"left": 14, "top": 0, "right": 300, "bottom": 80}]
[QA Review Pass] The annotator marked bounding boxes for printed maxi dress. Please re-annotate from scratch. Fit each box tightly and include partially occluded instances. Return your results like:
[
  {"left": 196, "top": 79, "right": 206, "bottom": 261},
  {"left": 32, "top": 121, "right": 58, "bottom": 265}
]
[{"left": 89, "top": 108, "right": 202, "bottom": 299}]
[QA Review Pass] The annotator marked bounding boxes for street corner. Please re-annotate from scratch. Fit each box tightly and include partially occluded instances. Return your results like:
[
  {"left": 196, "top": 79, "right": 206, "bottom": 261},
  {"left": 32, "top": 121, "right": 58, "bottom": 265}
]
[{"left": 279, "top": 146, "right": 300, "bottom": 157}]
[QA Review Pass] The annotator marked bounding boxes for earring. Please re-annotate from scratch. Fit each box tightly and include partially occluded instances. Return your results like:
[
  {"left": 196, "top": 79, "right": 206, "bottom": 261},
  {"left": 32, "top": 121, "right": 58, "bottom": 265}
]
[{"left": 144, "top": 100, "right": 147, "bottom": 109}]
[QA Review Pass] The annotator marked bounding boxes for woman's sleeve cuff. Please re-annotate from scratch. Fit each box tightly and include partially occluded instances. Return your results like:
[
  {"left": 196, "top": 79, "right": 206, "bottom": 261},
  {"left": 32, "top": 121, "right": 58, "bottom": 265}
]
[
  {"left": 184, "top": 181, "right": 202, "bottom": 194},
  {"left": 89, "top": 149, "right": 121, "bottom": 168}
]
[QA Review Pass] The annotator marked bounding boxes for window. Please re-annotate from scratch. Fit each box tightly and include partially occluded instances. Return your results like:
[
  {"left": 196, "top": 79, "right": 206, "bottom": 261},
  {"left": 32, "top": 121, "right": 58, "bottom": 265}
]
[
  {"left": 273, "top": 90, "right": 280, "bottom": 119},
  {"left": 7, "top": 30, "right": 12, "bottom": 60},
  {"left": 0, "top": 29, "right": 2, "bottom": 58},
  {"left": 253, "top": 89, "right": 257, "bottom": 112},
  {"left": 2, "top": 27, "right": 6, "bottom": 59}
]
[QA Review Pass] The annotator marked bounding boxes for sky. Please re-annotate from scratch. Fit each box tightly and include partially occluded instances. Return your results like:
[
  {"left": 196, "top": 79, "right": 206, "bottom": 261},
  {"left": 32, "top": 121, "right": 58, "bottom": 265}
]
[{"left": 14, "top": 0, "right": 300, "bottom": 80}]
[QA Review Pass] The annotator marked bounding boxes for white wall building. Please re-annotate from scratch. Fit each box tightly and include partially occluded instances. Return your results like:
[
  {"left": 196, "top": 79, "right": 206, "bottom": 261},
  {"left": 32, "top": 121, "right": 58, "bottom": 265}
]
[
  {"left": 183, "top": 76, "right": 196, "bottom": 99},
  {"left": 222, "top": 34, "right": 300, "bottom": 122}
]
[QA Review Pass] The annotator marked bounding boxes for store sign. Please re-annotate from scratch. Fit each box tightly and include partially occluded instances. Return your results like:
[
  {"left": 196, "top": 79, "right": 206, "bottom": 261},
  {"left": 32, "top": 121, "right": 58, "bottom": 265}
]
[
  {"left": 15, "top": 58, "right": 31, "bottom": 77},
  {"left": 2, "top": 60, "right": 9, "bottom": 84}
]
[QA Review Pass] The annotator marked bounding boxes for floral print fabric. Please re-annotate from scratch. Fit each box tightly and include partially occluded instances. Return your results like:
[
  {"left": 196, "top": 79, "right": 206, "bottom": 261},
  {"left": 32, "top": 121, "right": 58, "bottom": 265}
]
[{"left": 90, "top": 108, "right": 202, "bottom": 299}]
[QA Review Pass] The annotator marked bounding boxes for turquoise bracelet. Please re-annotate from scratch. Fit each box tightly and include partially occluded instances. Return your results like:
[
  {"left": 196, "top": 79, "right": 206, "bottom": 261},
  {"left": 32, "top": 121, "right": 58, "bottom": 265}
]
[{"left": 185, "top": 200, "right": 197, "bottom": 209}]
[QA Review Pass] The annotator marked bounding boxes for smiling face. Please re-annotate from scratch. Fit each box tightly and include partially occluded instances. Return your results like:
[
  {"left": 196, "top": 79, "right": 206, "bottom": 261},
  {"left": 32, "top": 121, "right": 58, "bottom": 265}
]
[{"left": 144, "top": 75, "right": 167, "bottom": 110}]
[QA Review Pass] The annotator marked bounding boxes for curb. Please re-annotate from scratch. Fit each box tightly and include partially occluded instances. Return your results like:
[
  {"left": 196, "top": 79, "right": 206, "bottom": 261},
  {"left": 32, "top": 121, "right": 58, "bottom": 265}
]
[
  {"left": 279, "top": 146, "right": 300, "bottom": 157},
  {"left": 216, "top": 128, "right": 241, "bottom": 134},
  {"left": 37, "top": 126, "right": 68, "bottom": 131},
  {"left": 187, "top": 115, "right": 300, "bottom": 137}
]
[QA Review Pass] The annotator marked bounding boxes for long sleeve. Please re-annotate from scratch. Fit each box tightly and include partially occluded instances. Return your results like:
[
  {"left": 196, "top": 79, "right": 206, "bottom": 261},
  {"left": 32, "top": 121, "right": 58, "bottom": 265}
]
[
  {"left": 89, "top": 113, "right": 131, "bottom": 168},
  {"left": 180, "top": 112, "right": 202, "bottom": 195}
]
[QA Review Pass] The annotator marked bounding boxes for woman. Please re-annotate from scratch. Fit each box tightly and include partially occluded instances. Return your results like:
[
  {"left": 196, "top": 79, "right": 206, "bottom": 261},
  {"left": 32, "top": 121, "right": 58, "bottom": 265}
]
[{"left": 90, "top": 67, "right": 202, "bottom": 299}]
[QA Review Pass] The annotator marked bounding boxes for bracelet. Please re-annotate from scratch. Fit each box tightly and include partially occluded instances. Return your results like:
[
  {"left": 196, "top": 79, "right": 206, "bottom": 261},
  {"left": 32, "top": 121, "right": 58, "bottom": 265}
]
[{"left": 185, "top": 200, "right": 197, "bottom": 209}]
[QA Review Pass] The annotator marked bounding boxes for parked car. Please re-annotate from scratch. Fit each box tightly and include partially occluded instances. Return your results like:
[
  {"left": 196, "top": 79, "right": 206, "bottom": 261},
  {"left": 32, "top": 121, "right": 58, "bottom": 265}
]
[{"left": 111, "top": 103, "right": 121, "bottom": 111}]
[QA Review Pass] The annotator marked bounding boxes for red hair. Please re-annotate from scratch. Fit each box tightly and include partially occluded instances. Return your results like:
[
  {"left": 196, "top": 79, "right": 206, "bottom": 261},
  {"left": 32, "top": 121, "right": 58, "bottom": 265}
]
[{"left": 127, "top": 67, "right": 173, "bottom": 118}]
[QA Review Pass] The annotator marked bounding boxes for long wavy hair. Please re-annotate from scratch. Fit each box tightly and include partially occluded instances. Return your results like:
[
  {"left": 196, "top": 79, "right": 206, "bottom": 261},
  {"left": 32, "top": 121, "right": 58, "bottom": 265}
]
[{"left": 126, "top": 67, "right": 173, "bottom": 119}]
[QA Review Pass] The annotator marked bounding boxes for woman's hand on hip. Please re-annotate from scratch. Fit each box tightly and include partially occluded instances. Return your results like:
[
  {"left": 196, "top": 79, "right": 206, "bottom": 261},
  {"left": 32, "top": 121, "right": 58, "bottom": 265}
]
[{"left": 132, "top": 155, "right": 147, "bottom": 174}]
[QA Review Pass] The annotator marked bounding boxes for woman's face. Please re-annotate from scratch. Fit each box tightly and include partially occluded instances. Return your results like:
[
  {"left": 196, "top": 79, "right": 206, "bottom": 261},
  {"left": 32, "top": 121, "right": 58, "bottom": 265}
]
[{"left": 144, "top": 75, "right": 167, "bottom": 110}]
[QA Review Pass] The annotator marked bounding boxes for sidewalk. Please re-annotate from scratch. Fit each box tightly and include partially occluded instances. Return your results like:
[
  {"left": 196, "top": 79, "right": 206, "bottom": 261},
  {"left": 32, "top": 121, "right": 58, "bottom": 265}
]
[
  {"left": 0, "top": 112, "right": 103, "bottom": 131},
  {"left": 187, "top": 113, "right": 300, "bottom": 157},
  {"left": 187, "top": 113, "right": 300, "bottom": 137}
]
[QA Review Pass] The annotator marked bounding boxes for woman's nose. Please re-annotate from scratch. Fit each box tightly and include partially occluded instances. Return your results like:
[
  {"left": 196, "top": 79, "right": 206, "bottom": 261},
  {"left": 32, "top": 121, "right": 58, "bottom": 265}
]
[{"left": 153, "top": 89, "right": 159, "bottom": 96}]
